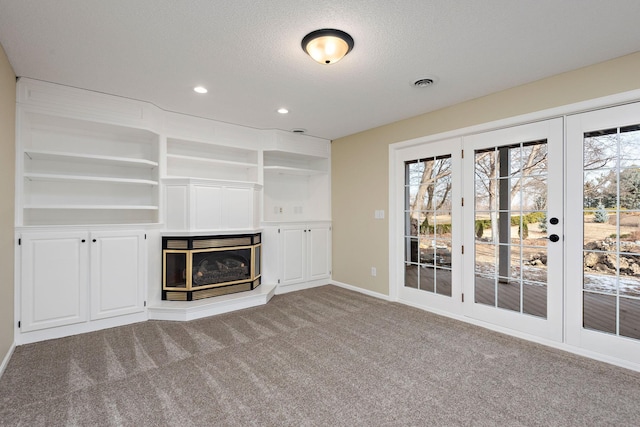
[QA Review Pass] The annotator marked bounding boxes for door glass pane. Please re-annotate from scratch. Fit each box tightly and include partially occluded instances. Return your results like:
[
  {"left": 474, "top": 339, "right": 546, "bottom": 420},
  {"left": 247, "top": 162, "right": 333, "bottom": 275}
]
[
  {"left": 582, "top": 125, "right": 640, "bottom": 339},
  {"left": 419, "top": 267, "right": 435, "bottom": 292},
  {"left": 474, "top": 140, "right": 548, "bottom": 318},
  {"left": 619, "top": 297, "right": 640, "bottom": 340},
  {"left": 523, "top": 281, "right": 547, "bottom": 317},
  {"left": 435, "top": 267, "right": 452, "bottom": 297},
  {"left": 583, "top": 292, "right": 617, "bottom": 334},
  {"left": 405, "top": 264, "right": 418, "bottom": 289},
  {"left": 404, "top": 155, "right": 453, "bottom": 297},
  {"left": 619, "top": 254, "right": 640, "bottom": 298}
]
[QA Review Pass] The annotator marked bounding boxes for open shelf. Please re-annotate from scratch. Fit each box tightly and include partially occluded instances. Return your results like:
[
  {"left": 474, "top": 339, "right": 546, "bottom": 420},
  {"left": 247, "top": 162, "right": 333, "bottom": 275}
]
[
  {"left": 24, "top": 173, "right": 158, "bottom": 186},
  {"left": 262, "top": 149, "right": 330, "bottom": 222},
  {"left": 166, "top": 154, "right": 255, "bottom": 169},
  {"left": 24, "top": 205, "right": 159, "bottom": 210},
  {"left": 263, "top": 150, "right": 328, "bottom": 176},
  {"left": 24, "top": 149, "right": 159, "bottom": 168},
  {"left": 166, "top": 138, "right": 259, "bottom": 182},
  {"left": 263, "top": 165, "right": 328, "bottom": 176},
  {"left": 19, "top": 112, "right": 161, "bottom": 226}
]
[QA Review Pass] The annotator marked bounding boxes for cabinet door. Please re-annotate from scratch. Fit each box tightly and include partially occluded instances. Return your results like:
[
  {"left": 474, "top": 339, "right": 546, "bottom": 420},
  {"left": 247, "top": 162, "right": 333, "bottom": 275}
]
[
  {"left": 194, "top": 185, "right": 223, "bottom": 230},
  {"left": 90, "top": 230, "right": 145, "bottom": 320},
  {"left": 281, "top": 226, "right": 306, "bottom": 286},
  {"left": 308, "top": 224, "right": 331, "bottom": 281},
  {"left": 21, "top": 232, "right": 88, "bottom": 331},
  {"left": 225, "top": 187, "right": 254, "bottom": 229}
]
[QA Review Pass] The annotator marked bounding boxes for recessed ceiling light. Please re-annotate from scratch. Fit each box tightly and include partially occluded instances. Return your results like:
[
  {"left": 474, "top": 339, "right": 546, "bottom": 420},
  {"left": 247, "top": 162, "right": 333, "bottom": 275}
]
[
  {"left": 277, "top": 108, "right": 289, "bottom": 114},
  {"left": 194, "top": 86, "right": 208, "bottom": 94}
]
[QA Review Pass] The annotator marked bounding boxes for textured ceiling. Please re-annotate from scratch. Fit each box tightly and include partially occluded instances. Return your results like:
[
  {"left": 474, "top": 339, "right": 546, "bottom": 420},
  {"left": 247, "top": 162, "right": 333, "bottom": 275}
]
[{"left": 1, "top": 0, "right": 640, "bottom": 140}]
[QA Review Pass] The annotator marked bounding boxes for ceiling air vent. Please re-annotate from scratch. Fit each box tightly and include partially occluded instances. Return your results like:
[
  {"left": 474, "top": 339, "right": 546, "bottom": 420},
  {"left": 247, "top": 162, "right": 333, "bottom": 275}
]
[{"left": 414, "top": 78, "right": 435, "bottom": 88}]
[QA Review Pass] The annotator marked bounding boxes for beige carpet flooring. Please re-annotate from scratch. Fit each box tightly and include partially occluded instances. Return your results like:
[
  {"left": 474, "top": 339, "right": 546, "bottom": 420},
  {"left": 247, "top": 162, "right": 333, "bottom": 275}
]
[{"left": 1, "top": 285, "right": 640, "bottom": 426}]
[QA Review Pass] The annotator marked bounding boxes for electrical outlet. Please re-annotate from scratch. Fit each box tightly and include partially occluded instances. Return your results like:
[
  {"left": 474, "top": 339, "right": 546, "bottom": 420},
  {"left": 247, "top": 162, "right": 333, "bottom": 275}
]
[{"left": 371, "top": 267, "right": 377, "bottom": 276}]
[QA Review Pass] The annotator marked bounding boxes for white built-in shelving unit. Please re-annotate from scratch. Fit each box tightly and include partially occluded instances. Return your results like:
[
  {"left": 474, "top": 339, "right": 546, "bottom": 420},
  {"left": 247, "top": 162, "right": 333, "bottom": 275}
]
[
  {"left": 262, "top": 143, "right": 331, "bottom": 223},
  {"left": 166, "top": 138, "right": 259, "bottom": 183},
  {"left": 14, "top": 78, "right": 331, "bottom": 343},
  {"left": 19, "top": 112, "right": 160, "bottom": 226}
]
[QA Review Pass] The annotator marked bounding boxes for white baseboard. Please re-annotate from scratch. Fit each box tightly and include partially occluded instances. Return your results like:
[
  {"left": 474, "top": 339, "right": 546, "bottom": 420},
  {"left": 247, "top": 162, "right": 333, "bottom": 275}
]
[
  {"left": 331, "top": 280, "right": 391, "bottom": 301},
  {"left": 397, "top": 297, "right": 640, "bottom": 373},
  {"left": 330, "top": 281, "right": 640, "bottom": 373},
  {"left": 17, "top": 312, "right": 149, "bottom": 345},
  {"left": 0, "top": 341, "right": 16, "bottom": 379},
  {"left": 274, "top": 280, "right": 328, "bottom": 295}
]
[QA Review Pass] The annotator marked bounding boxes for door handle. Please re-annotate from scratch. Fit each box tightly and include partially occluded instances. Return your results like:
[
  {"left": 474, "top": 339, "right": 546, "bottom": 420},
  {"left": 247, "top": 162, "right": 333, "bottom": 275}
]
[{"left": 548, "top": 234, "right": 560, "bottom": 242}]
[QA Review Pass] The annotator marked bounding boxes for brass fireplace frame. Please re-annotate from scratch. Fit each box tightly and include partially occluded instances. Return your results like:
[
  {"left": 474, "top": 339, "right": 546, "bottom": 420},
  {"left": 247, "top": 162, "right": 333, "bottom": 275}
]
[{"left": 162, "top": 233, "right": 261, "bottom": 301}]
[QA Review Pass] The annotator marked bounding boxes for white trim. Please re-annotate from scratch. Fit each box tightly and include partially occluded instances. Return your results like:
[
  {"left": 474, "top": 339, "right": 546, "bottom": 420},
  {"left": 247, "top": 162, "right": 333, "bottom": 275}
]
[
  {"left": 274, "top": 280, "right": 328, "bottom": 295},
  {"left": 0, "top": 342, "right": 16, "bottom": 379},
  {"left": 388, "top": 143, "right": 399, "bottom": 302},
  {"left": 16, "top": 311, "right": 148, "bottom": 345},
  {"left": 331, "top": 280, "right": 391, "bottom": 301},
  {"left": 330, "top": 279, "right": 640, "bottom": 372},
  {"left": 388, "top": 87, "right": 640, "bottom": 372},
  {"left": 148, "top": 284, "right": 276, "bottom": 321},
  {"left": 397, "top": 297, "right": 640, "bottom": 373},
  {"left": 390, "top": 88, "right": 640, "bottom": 151}
]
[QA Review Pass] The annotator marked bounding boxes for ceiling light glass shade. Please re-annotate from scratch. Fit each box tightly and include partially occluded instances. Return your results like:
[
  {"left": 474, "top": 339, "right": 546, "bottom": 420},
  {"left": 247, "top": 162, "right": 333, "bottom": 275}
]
[{"left": 302, "top": 29, "right": 354, "bottom": 64}]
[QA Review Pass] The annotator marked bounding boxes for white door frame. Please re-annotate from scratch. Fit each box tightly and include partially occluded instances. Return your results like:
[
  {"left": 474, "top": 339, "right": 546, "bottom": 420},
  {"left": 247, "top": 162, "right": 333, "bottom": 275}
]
[
  {"left": 565, "top": 101, "right": 640, "bottom": 366},
  {"left": 388, "top": 88, "right": 640, "bottom": 371},
  {"left": 391, "top": 138, "right": 463, "bottom": 315}
]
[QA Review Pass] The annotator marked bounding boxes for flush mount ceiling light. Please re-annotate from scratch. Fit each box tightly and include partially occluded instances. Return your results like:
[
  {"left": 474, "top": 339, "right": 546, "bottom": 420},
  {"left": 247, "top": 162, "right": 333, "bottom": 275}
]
[
  {"left": 277, "top": 108, "right": 289, "bottom": 114},
  {"left": 193, "top": 86, "right": 208, "bottom": 94},
  {"left": 302, "top": 29, "right": 354, "bottom": 65}
]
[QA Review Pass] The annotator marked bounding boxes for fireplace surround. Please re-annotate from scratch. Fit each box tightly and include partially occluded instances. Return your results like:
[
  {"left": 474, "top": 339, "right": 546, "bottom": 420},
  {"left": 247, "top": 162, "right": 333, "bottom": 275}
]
[{"left": 162, "top": 233, "right": 261, "bottom": 301}]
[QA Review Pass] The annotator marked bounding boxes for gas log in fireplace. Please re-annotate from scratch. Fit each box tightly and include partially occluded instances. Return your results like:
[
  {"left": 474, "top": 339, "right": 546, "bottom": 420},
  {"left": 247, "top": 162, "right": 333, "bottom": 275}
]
[{"left": 162, "top": 233, "right": 261, "bottom": 301}]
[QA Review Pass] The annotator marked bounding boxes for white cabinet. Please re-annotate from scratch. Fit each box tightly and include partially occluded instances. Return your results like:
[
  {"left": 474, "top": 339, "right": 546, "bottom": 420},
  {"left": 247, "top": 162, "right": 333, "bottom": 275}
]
[
  {"left": 90, "top": 230, "right": 146, "bottom": 320},
  {"left": 164, "top": 178, "right": 261, "bottom": 232},
  {"left": 20, "top": 230, "right": 146, "bottom": 332},
  {"left": 20, "top": 232, "right": 88, "bottom": 332},
  {"left": 278, "top": 223, "right": 331, "bottom": 287}
]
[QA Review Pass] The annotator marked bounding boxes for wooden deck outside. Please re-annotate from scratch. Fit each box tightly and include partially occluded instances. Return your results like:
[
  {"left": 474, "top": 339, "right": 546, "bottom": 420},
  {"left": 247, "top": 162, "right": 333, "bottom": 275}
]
[{"left": 405, "top": 265, "right": 640, "bottom": 340}]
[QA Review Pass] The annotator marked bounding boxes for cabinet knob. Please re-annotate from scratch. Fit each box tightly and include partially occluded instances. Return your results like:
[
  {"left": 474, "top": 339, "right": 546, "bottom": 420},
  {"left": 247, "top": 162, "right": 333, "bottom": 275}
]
[
  {"left": 81, "top": 239, "right": 86, "bottom": 243},
  {"left": 92, "top": 239, "right": 97, "bottom": 243}
]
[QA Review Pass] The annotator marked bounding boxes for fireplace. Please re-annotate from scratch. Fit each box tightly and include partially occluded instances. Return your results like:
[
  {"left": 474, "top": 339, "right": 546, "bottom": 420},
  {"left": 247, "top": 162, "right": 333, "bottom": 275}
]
[{"left": 162, "top": 233, "right": 261, "bottom": 301}]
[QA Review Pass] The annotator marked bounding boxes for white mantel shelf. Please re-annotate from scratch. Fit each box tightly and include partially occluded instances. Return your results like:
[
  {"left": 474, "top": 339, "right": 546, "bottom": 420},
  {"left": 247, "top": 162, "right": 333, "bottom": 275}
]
[{"left": 147, "top": 284, "right": 276, "bottom": 321}]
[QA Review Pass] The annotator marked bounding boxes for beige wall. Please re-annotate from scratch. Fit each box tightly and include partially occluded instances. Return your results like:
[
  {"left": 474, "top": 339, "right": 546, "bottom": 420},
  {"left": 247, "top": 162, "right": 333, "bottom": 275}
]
[
  {"left": 0, "top": 43, "right": 15, "bottom": 363},
  {"left": 332, "top": 52, "right": 640, "bottom": 296}
]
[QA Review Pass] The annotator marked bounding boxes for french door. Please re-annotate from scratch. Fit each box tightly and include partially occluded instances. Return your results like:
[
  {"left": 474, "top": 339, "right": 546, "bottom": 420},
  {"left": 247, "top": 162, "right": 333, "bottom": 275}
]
[
  {"left": 397, "top": 138, "right": 463, "bottom": 314},
  {"left": 462, "top": 118, "right": 564, "bottom": 342},
  {"left": 566, "top": 102, "right": 640, "bottom": 365},
  {"left": 396, "top": 106, "right": 640, "bottom": 365}
]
